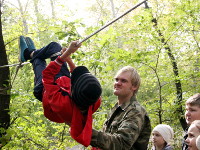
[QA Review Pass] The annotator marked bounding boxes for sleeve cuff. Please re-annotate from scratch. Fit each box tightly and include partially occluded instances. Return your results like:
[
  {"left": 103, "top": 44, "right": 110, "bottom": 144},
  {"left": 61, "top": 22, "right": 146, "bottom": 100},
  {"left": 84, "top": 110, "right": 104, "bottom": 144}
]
[{"left": 55, "top": 56, "right": 65, "bottom": 66}]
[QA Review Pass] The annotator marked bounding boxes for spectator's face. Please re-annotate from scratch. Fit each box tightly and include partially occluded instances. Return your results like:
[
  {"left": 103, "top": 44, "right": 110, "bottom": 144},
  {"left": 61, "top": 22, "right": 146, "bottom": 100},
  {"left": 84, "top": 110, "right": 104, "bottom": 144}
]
[
  {"left": 152, "top": 131, "right": 166, "bottom": 148},
  {"left": 114, "top": 71, "right": 136, "bottom": 99},
  {"left": 185, "top": 124, "right": 200, "bottom": 150},
  {"left": 185, "top": 104, "right": 200, "bottom": 125}
]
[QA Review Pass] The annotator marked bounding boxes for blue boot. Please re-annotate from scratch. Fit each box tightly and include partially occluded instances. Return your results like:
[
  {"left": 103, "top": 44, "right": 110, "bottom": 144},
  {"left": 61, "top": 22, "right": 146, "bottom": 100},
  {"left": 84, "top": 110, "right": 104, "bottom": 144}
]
[
  {"left": 19, "top": 36, "right": 28, "bottom": 63},
  {"left": 25, "top": 37, "right": 36, "bottom": 51}
]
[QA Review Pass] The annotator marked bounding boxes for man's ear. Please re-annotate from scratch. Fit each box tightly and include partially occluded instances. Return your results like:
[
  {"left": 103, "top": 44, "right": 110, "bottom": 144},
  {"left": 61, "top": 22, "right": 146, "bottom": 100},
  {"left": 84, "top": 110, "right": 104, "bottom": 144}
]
[{"left": 131, "top": 85, "right": 137, "bottom": 92}]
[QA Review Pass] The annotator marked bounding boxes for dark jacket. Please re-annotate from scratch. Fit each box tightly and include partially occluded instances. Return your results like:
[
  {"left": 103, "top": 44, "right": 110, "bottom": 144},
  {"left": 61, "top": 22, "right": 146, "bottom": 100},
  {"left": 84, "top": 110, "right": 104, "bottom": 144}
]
[{"left": 182, "top": 128, "right": 188, "bottom": 150}]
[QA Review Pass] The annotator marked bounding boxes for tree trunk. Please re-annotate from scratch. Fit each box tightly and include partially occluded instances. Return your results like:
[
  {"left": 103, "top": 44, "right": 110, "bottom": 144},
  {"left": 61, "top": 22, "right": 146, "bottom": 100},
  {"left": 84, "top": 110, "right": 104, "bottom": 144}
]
[
  {"left": 109, "top": 0, "right": 116, "bottom": 18},
  {"left": 145, "top": 2, "right": 187, "bottom": 130},
  {"left": 33, "top": 0, "right": 39, "bottom": 23},
  {"left": 0, "top": 0, "right": 11, "bottom": 146},
  {"left": 17, "top": 0, "right": 28, "bottom": 34},
  {"left": 49, "top": 0, "right": 55, "bottom": 19}
]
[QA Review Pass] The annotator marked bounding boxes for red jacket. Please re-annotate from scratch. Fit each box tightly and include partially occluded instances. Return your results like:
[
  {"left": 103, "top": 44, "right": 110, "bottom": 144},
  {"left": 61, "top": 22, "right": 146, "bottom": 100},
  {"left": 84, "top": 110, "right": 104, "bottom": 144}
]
[{"left": 42, "top": 59, "right": 101, "bottom": 147}]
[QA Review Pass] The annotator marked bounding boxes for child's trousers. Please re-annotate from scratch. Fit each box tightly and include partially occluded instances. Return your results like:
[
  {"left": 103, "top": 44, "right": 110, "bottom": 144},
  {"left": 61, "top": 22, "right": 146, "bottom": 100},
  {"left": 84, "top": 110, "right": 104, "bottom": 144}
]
[{"left": 31, "top": 42, "right": 70, "bottom": 101}]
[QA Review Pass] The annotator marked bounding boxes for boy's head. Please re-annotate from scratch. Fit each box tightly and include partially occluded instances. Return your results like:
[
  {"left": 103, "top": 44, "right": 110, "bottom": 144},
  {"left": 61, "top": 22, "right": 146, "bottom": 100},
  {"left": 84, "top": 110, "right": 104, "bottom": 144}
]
[
  {"left": 71, "top": 66, "right": 102, "bottom": 109},
  {"left": 185, "top": 93, "right": 200, "bottom": 125}
]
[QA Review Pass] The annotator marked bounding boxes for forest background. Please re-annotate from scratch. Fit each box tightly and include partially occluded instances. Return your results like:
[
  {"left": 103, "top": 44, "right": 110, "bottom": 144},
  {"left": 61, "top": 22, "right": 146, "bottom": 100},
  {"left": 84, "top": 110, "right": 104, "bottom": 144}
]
[{"left": 0, "top": 0, "right": 199, "bottom": 149}]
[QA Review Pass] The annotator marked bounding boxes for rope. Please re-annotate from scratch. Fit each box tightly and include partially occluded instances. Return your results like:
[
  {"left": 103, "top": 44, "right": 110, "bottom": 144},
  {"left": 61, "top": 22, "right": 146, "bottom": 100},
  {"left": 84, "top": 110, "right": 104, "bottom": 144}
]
[
  {"left": 0, "top": 62, "right": 30, "bottom": 68},
  {"left": 0, "top": 62, "right": 24, "bottom": 94},
  {"left": 0, "top": 0, "right": 147, "bottom": 68},
  {"left": 10, "top": 63, "right": 24, "bottom": 87}
]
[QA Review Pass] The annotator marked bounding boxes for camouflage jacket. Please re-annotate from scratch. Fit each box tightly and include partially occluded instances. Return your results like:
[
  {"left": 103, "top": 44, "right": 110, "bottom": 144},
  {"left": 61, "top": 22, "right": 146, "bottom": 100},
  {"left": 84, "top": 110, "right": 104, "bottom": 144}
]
[{"left": 91, "top": 96, "right": 151, "bottom": 150}]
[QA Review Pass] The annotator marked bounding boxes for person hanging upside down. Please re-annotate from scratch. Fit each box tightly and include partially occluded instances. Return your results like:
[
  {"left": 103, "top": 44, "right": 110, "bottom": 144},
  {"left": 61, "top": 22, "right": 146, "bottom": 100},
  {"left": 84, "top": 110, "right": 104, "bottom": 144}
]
[{"left": 19, "top": 36, "right": 102, "bottom": 147}]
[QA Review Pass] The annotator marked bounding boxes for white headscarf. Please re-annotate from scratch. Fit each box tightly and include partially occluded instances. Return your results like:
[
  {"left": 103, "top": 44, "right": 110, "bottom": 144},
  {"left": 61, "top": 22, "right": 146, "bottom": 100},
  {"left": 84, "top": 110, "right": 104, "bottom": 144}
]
[
  {"left": 152, "top": 124, "right": 174, "bottom": 144},
  {"left": 196, "top": 135, "right": 200, "bottom": 150}
]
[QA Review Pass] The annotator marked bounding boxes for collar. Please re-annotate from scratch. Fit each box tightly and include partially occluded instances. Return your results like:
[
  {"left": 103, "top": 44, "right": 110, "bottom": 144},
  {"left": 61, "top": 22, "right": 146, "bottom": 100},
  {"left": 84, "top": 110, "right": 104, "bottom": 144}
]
[{"left": 114, "top": 96, "right": 137, "bottom": 111}]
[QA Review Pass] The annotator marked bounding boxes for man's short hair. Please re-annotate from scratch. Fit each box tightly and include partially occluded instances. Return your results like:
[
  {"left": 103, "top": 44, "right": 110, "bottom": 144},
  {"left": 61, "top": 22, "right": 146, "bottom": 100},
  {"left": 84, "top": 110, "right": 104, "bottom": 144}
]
[
  {"left": 186, "top": 93, "right": 200, "bottom": 106},
  {"left": 115, "top": 66, "right": 141, "bottom": 94}
]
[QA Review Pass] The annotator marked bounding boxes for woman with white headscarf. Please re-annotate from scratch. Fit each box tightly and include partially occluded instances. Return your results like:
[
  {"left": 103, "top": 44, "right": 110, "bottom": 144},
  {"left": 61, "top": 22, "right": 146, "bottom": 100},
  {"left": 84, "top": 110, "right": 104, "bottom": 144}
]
[{"left": 151, "top": 124, "right": 174, "bottom": 150}]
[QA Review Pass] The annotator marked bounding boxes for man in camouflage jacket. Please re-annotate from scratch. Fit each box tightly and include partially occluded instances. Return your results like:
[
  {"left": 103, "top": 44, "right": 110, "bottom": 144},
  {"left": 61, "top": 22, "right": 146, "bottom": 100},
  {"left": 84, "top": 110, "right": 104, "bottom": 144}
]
[{"left": 90, "top": 66, "right": 151, "bottom": 150}]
